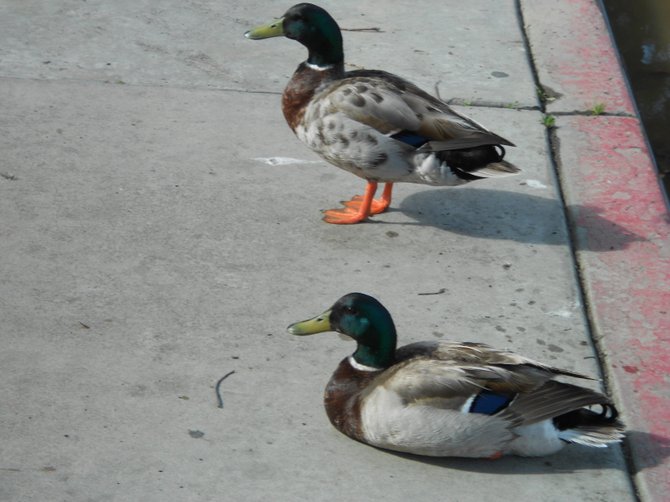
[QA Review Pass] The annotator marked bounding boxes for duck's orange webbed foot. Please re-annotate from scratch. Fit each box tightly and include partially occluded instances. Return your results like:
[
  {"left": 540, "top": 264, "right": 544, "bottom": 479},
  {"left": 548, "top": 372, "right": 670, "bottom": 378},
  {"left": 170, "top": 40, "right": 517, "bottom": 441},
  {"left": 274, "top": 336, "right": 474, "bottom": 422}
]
[
  {"left": 322, "top": 181, "right": 386, "bottom": 225},
  {"left": 488, "top": 451, "right": 504, "bottom": 460},
  {"left": 322, "top": 206, "right": 369, "bottom": 224},
  {"left": 341, "top": 182, "right": 394, "bottom": 215}
]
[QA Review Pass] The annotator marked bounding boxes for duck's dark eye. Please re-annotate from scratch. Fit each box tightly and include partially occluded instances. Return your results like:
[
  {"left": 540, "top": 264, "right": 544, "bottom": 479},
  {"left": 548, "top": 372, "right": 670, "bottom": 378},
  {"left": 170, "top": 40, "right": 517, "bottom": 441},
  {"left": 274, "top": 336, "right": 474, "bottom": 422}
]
[{"left": 344, "top": 306, "right": 357, "bottom": 315}]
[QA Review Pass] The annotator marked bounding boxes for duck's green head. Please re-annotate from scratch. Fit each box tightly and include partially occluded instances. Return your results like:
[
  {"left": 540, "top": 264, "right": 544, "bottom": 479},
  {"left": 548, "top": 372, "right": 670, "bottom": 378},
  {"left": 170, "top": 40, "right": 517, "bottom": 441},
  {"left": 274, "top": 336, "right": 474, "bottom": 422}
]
[
  {"left": 245, "top": 3, "right": 344, "bottom": 68},
  {"left": 288, "top": 293, "right": 398, "bottom": 369}
]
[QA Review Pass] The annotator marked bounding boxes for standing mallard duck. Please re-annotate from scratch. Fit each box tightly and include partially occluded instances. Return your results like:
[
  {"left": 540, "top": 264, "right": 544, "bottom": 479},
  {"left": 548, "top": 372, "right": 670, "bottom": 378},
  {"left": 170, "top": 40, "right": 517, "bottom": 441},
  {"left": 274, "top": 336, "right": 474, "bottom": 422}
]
[
  {"left": 245, "top": 3, "right": 519, "bottom": 224},
  {"left": 288, "top": 293, "right": 624, "bottom": 457}
]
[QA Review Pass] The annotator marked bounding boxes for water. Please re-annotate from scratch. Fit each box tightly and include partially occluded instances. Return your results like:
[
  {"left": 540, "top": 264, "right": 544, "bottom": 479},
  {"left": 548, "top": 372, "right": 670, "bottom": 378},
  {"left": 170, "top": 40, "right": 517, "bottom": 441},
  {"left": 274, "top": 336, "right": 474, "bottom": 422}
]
[{"left": 602, "top": 0, "right": 670, "bottom": 198}]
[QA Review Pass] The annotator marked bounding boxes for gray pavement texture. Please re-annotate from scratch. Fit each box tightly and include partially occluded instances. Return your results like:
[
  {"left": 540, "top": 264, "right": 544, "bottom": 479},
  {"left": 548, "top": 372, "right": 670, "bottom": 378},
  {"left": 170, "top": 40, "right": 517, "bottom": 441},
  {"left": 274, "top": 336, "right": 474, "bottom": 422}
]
[{"left": 0, "top": 1, "right": 642, "bottom": 501}]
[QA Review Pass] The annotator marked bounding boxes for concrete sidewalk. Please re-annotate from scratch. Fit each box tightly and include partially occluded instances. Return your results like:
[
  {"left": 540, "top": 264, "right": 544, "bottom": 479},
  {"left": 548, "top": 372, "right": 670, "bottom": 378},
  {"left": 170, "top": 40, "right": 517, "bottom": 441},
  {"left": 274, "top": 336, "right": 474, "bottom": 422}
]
[{"left": 1, "top": 1, "right": 667, "bottom": 501}]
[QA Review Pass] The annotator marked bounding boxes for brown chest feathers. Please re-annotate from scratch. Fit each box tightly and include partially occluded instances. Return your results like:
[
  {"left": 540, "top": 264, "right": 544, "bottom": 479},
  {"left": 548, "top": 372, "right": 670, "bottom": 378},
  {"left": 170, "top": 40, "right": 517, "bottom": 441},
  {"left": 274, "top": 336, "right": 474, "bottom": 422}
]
[
  {"left": 281, "top": 62, "right": 343, "bottom": 131},
  {"left": 323, "top": 358, "right": 379, "bottom": 442}
]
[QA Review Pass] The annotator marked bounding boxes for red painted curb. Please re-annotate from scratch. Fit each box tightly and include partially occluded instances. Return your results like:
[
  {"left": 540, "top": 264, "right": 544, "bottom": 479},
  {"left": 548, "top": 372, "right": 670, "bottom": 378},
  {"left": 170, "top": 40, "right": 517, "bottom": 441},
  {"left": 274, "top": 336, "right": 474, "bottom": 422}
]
[
  {"left": 558, "top": 113, "right": 670, "bottom": 501},
  {"left": 521, "top": 0, "right": 636, "bottom": 115},
  {"left": 553, "top": 0, "right": 635, "bottom": 114},
  {"left": 527, "top": 0, "right": 670, "bottom": 499}
]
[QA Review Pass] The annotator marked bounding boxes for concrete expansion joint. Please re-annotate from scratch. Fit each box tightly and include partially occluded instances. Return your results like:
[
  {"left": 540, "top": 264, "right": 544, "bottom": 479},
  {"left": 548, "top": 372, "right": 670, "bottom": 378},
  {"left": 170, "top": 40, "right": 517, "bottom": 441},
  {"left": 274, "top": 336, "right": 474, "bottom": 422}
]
[
  {"left": 549, "top": 110, "right": 636, "bottom": 118},
  {"left": 218, "top": 87, "right": 281, "bottom": 96},
  {"left": 0, "top": 73, "right": 286, "bottom": 97},
  {"left": 445, "top": 98, "right": 540, "bottom": 112}
]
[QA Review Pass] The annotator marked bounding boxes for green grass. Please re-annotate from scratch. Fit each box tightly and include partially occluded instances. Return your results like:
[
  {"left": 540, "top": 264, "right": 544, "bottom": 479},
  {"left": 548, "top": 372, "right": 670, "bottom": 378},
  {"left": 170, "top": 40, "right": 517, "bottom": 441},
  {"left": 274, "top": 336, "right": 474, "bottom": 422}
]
[
  {"left": 542, "top": 114, "right": 556, "bottom": 128},
  {"left": 590, "top": 102, "right": 606, "bottom": 115}
]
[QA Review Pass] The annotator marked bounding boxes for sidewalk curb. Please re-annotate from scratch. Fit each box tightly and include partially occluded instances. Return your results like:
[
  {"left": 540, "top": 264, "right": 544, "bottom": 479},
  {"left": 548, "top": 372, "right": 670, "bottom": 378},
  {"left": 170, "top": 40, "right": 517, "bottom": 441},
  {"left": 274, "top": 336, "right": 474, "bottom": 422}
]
[{"left": 521, "top": 0, "right": 670, "bottom": 499}]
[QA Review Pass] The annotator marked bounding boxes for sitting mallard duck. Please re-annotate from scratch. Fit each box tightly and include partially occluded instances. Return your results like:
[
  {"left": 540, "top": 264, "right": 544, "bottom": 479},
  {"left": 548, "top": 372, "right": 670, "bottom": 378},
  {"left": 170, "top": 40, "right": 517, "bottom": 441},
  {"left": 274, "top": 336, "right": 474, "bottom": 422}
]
[
  {"left": 245, "top": 3, "right": 519, "bottom": 224},
  {"left": 288, "top": 293, "right": 624, "bottom": 457}
]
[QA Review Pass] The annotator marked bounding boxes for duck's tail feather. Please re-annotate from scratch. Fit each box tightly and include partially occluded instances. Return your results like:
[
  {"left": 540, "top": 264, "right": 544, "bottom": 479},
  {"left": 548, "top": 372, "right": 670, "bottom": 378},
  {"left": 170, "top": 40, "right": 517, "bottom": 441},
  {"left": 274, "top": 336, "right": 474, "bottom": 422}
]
[
  {"left": 437, "top": 144, "right": 520, "bottom": 181},
  {"left": 465, "top": 160, "right": 520, "bottom": 178},
  {"left": 554, "top": 405, "right": 625, "bottom": 446},
  {"left": 499, "top": 380, "right": 624, "bottom": 440}
]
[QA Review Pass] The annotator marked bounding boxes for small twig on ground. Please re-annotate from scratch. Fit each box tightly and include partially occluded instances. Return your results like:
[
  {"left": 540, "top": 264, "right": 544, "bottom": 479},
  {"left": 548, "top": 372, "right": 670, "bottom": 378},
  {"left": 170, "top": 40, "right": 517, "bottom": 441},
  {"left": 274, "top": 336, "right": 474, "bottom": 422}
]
[
  {"left": 341, "top": 27, "right": 383, "bottom": 32},
  {"left": 215, "top": 370, "right": 236, "bottom": 409},
  {"left": 418, "top": 288, "right": 446, "bottom": 296},
  {"left": 434, "top": 80, "right": 442, "bottom": 100}
]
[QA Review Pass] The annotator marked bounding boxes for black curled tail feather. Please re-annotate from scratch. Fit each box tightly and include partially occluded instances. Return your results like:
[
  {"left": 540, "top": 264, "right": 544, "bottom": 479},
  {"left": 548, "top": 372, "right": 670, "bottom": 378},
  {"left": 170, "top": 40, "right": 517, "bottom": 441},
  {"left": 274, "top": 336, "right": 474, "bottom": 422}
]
[
  {"left": 439, "top": 144, "right": 505, "bottom": 171},
  {"left": 553, "top": 402, "right": 625, "bottom": 446},
  {"left": 498, "top": 380, "right": 625, "bottom": 446},
  {"left": 552, "top": 400, "right": 625, "bottom": 446},
  {"left": 553, "top": 402, "right": 621, "bottom": 431},
  {"left": 437, "top": 144, "right": 517, "bottom": 180}
]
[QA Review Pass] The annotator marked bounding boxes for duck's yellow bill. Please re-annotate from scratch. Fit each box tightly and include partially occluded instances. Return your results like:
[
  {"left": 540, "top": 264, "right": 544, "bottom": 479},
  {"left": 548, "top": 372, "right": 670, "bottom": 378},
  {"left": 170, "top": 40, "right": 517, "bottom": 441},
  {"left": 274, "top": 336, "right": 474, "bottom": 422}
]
[
  {"left": 244, "top": 18, "right": 285, "bottom": 40},
  {"left": 287, "top": 309, "right": 332, "bottom": 336}
]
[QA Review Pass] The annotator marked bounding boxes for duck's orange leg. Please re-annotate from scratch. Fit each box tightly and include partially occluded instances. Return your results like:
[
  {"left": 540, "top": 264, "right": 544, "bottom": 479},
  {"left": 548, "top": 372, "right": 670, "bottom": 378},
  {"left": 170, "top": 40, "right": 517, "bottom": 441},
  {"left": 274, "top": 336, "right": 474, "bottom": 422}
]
[
  {"left": 322, "top": 181, "right": 379, "bottom": 224},
  {"left": 341, "top": 182, "right": 393, "bottom": 215}
]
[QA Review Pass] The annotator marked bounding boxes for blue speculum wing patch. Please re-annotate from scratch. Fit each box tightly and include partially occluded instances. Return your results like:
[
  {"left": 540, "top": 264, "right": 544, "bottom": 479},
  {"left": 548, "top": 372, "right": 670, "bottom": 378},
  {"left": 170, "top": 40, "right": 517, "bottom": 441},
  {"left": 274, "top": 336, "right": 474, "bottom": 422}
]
[
  {"left": 469, "top": 390, "right": 514, "bottom": 415},
  {"left": 390, "top": 131, "right": 429, "bottom": 148}
]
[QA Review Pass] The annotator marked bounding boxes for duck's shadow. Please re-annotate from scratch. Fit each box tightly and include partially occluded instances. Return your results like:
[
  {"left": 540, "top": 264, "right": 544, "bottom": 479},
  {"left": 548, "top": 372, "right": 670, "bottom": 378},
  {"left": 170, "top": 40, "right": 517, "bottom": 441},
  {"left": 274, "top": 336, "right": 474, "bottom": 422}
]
[
  {"left": 389, "top": 188, "right": 643, "bottom": 252},
  {"left": 625, "top": 430, "right": 670, "bottom": 474},
  {"left": 385, "top": 430, "right": 669, "bottom": 474}
]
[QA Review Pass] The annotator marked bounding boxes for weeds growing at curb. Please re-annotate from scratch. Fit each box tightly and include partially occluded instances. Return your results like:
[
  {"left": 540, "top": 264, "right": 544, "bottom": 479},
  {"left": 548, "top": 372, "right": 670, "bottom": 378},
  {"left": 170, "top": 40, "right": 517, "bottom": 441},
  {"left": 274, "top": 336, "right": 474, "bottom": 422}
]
[
  {"left": 591, "top": 102, "right": 606, "bottom": 115},
  {"left": 542, "top": 114, "right": 556, "bottom": 128}
]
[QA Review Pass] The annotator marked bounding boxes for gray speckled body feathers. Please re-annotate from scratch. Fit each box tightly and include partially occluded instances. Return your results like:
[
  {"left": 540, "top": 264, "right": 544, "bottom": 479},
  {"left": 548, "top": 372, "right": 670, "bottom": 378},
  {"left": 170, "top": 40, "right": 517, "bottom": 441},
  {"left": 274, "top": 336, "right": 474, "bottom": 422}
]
[{"left": 288, "top": 68, "right": 519, "bottom": 185}]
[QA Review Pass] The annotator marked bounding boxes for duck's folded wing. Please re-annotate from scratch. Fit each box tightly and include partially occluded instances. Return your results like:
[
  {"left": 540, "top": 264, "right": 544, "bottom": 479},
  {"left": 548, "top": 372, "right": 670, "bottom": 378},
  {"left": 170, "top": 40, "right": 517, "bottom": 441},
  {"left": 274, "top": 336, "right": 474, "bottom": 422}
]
[
  {"left": 402, "top": 92, "right": 516, "bottom": 149},
  {"left": 376, "top": 340, "right": 592, "bottom": 406},
  {"left": 397, "top": 341, "right": 591, "bottom": 379},
  {"left": 326, "top": 79, "right": 422, "bottom": 134},
  {"left": 497, "top": 380, "right": 618, "bottom": 426},
  {"left": 376, "top": 357, "right": 556, "bottom": 408},
  {"left": 327, "top": 72, "right": 515, "bottom": 149}
]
